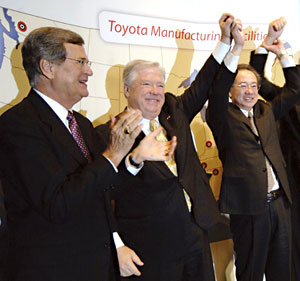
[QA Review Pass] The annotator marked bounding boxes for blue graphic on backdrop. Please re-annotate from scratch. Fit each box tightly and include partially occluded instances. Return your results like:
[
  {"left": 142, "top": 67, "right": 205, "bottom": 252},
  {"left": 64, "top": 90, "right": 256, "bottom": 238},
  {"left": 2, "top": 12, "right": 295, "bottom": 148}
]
[
  {"left": 178, "top": 69, "right": 198, "bottom": 89},
  {"left": 0, "top": 8, "right": 20, "bottom": 69}
]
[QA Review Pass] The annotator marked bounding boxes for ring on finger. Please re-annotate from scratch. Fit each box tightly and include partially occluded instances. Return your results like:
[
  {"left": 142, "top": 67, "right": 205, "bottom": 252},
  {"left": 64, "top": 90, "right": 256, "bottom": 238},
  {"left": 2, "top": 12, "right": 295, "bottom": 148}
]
[{"left": 124, "top": 126, "right": 130, "bottom": 135}]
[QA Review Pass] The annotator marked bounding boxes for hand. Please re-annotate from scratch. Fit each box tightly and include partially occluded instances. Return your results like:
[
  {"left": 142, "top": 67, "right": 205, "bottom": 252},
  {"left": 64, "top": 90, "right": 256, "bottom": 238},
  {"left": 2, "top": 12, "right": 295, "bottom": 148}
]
[
  {"left": 117, "top": 246, "right": 144, "bottom": 277},
  {"left": 231, "top": 18, "right": 244, "bottom": 56},
  {"left": 219, "top": 13, "right": 234, "bottom": 45},
  {"left": 262, "top": 39, "right": 287, "bottom": 58},
  {"left": 130, "top": 127, "right": 177, "bottom": 164},
  {"left": 263, "top": 17, "right": 287, "bottom": 46},
  {"left": 102, "top": 109, "right": 143, "bottom": 167}
]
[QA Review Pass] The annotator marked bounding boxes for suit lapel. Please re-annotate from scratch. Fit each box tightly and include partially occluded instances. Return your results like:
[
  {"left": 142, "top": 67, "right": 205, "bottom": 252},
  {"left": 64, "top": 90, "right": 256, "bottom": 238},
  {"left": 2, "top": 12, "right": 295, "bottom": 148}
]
[
  {"left": 253, "top": 104, "right": 267, "bottom": 142},
  {"left": 29, "top": 90, "right": 88, "bottom": 164},
  {"left": 231, "top": 104, "right": 258, "bottom": 138}
]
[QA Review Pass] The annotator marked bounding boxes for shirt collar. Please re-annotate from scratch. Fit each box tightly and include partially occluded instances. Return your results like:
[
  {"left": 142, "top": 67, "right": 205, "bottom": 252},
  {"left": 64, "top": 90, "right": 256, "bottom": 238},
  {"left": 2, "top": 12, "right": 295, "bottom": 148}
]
[
  {"left": 141, "top": 116, "right": 159, "bottom": 135},
  {"left": 33, "top": 88, "right": 71, "bottom": 129}
]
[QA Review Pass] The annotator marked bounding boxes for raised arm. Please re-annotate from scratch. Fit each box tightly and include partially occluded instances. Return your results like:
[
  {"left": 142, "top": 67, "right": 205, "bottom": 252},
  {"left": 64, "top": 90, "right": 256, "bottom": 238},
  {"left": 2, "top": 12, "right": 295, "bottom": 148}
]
[{"left": 206, "top": 18, "right": 244, "bottom": 147}]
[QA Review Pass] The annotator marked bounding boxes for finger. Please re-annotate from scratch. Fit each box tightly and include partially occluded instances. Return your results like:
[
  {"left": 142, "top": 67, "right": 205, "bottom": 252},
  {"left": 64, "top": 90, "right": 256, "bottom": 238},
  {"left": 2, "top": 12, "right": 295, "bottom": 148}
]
[
  {"left": 165, "top": 137, "right": 177, "bottom": 159},
  {"left": 149, "top": 126, "right": 164, "bottom": 138},
  {"left": 125, "top": 113, "right": 143, "bottom": 135},
  {"left": 132, "top": 252, "right": 144, "bottom": 266},
  {"left": 114, "top": 109, "right": 142, "bottom": 133},
  {"left": 127, "top": 263, "right": 141, "bottom": 276},
  {"left": 220, "top": 13, "right": 233, "bottom": 24},
  {"left": 128, "top": 124, "right": 143, "bottom": 139}
]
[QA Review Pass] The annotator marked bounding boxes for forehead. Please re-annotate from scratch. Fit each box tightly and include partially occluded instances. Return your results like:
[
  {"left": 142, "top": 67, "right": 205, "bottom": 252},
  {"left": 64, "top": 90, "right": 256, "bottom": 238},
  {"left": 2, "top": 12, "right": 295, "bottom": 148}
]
[
  {"left": 136, "top": 67, "right": 164, "bottom": 81},
  {"left": 235, "top": 69, "right": 258, "bottom": 83},
  {"left": 64, "top": 43, "right": 87, "bottom": 58}
]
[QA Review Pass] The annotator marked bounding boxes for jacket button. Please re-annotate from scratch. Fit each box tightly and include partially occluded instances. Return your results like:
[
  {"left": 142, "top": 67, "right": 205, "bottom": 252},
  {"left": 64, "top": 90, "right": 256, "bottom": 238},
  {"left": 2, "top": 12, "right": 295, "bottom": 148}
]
[{"left": 262, "top": 168, "right": 267, "bottom": 172}]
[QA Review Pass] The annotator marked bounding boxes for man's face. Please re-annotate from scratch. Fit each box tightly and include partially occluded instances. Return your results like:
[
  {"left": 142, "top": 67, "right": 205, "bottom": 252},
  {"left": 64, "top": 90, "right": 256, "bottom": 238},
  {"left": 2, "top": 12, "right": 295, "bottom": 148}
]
[
  {"left": 52, "top": 43, "right": 93, "bottom": 108},
  {"left": 124, "top": 68, "right": 165, "bottom": 120},
  {"left": 229, "top": 69, "right": 259, "bottom": 112}
]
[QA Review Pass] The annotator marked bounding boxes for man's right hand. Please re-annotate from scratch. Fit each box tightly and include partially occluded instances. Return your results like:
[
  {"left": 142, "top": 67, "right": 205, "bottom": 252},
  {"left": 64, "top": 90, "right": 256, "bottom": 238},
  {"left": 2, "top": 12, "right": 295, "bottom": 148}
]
[
  {"left": 263, "top": 17, "right": 287, "bottom": 46},
  {"left": 219, "top": 13, "right": 234, "bottom": 45},
  {"left": 102, "top": 109, "right": 142, "bottom": 167}
]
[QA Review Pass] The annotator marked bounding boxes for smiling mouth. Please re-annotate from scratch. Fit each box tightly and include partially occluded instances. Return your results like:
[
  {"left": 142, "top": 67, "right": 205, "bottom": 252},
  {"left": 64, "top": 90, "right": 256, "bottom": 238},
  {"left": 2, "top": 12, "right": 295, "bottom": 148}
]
[{"left": 79, "top": 80, "right": 88, "bottom": 86}]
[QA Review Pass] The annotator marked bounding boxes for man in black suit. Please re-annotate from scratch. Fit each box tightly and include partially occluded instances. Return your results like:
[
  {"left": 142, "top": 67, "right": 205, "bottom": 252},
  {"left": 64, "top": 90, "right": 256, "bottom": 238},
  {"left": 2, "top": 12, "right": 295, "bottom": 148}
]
[
  {"left": 206, "top": 18, "right": 300, "bottom": 281},
  {"left": 95, "top": 13, "right": 242, "bottom": 281},
  {"left": 250, "top": 17, "right": 300, "bottom": 281},
  {"left": 0, "top": 180, "right": 8, "bottom": 281},
  {"left": 0, "top": 27, "right": 170, "bottom": 281}
]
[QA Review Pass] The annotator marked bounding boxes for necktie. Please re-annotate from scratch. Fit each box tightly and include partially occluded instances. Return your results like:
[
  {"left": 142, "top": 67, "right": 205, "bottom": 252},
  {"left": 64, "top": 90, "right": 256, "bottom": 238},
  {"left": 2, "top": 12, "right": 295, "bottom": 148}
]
[
  {"left": 149, "top": 119, "right": 192, "bottom": 211},
  {"left": 67, "top": 111, "right": 92, "bottom": 162},
  {"left": 248, "top": 112, "right": 275, "bottom": 191}
]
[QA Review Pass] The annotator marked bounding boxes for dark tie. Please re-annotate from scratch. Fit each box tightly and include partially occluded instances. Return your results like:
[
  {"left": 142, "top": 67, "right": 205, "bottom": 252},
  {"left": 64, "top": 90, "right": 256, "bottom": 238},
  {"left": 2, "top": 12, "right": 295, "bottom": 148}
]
[
  {"left": 248, "top": 112, "right": 275, "bottom": 191},
  {"left": 149, "top": 119, "right": 191, "bottom": 211},
  {"left": 67, "top": 111, "right": 92, "bottom": 162}
]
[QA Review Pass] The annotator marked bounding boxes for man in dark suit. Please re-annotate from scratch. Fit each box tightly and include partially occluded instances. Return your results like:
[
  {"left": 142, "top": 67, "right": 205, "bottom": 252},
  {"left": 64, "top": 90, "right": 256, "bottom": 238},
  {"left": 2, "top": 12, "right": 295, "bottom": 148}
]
[
  {"left": 0, "top": 180, "right": 8, "bottom": 281},
  {"left": 95, "top": 13, "right": 241, "bottom": 281},
  {"left": 206, "top": 18, "right": 300, "bottom": 281},
  {"left": 0, "top": 26, "right": 169, "bottom": 281},
  {"left": 250, "top": 17, "right": 300, "bottom": 281}
]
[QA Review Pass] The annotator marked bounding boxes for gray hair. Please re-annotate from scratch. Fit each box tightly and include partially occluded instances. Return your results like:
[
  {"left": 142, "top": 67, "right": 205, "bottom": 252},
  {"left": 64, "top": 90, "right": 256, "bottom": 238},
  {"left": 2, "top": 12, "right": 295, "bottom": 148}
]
[
  {"left": 123, "top": 60, "right": 166, "bottom": 87},
  {"left": 22, "top": 27, "right": 84, "bottom": 87}
]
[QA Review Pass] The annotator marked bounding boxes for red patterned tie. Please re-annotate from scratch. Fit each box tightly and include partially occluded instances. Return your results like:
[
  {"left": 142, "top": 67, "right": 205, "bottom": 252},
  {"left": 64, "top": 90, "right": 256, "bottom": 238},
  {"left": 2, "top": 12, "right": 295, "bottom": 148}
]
[{"left": 67, "top": 111, "right": 92, "bottom": 162}]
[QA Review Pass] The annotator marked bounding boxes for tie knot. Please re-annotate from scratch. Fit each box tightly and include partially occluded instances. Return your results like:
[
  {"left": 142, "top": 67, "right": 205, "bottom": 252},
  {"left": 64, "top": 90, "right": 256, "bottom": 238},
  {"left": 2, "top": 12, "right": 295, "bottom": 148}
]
[
  {"left": 67, "top": 111, "right": 74, "bottom": 122},
  {"left": 248, "top": 111, "right": 253, "bottom": 119},
  {"left": 149, "top": 119, "right": 158, "bottom": 132}
]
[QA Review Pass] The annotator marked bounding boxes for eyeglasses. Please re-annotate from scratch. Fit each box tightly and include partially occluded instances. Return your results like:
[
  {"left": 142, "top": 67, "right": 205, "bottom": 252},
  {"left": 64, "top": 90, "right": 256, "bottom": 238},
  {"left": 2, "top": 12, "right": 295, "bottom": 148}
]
[
  {"left": 65, "top": 58, "right": 92, "bottom": 67},
  {"left": 232, "top": 82, "right": 260, "bottom": 91}
]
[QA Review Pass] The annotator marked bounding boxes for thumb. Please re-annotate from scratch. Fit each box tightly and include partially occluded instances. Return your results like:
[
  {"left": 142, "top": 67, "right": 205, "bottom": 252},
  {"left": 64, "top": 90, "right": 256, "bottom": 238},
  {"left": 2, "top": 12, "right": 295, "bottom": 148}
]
[
  {"left": 149, "top": 127, "right": 163, "bottom": 138},
  {"left": 110, "top": 115, "right": 116, "bottom": 126}
]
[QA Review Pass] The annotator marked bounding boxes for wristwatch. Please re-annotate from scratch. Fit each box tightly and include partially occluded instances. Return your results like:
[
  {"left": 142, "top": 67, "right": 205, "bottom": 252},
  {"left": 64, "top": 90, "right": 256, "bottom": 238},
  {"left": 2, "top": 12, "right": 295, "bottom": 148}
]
[
  {"left": 129, "top": 154, "right": 142, "bottom": 168},
  {"left": 278, "top": 49, "right": 289, "bottom": 59}
]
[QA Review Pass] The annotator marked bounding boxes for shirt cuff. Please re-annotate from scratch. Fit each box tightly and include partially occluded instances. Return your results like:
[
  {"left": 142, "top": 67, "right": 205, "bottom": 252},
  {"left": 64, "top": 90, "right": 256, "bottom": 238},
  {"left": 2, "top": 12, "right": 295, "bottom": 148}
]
[
  {"left": 280, "top": 56, "right": 296, "bottom": 68},
  {"left": 125, "top": 154, "right": 144, "bottom": 175},
  {"left": 113, "top": 232, "right": 124, "bottom": 249},
  {"left": 213, "top": 41, "right": 231, "bottom": 64},
  {"left": 103, "top": 155, "right": 118, "bottom": 173},
  {"left": 224, "top": 51, "right": 240, "bottom": 73},
  {"left": 255, "top": 46, "right": 268, "bottom": 54}
]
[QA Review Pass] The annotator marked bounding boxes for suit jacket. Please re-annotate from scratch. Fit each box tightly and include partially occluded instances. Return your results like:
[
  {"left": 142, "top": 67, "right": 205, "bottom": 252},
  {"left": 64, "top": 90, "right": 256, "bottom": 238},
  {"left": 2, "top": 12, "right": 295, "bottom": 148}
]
[
  {"left": 0, "top": 90, "right": 120, "bottom": 281},
  {"left": 96, "top": 54, "right": 222, "bottom": 264},
  {"left": 206, "top": 61, "right": 300, "bottom": 215},
  {"left": 0, "top": 180, "right": 9, "bottom": 281},
  {"left": 250, "top": 51, "right": 300, "bottom": 191}
]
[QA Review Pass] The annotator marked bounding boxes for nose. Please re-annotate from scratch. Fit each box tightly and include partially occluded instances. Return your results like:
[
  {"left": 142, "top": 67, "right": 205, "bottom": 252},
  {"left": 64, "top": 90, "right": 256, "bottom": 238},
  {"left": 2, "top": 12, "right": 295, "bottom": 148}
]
[
  {"left": 245, "top": 85, "right": 254, "bottom": 93},
  {"left": 84, "top": 64, "right": 93, "bottom": 76}
]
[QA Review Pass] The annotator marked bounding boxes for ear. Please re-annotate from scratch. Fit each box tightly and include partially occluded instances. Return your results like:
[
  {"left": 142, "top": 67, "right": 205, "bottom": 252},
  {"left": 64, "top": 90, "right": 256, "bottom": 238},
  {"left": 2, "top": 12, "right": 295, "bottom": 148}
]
[
  {"left": 40, "top": 58, "right": 56, "bottom": 79},
  {"left": 123, "top": 84, "right": 130, "bottom": 98}
]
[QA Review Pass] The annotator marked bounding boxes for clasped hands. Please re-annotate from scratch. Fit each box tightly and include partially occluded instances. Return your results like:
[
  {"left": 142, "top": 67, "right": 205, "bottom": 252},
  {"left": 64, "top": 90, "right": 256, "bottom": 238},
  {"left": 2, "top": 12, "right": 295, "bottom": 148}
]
[{"left": 102, "top": 108, "right": 177, "bottom": 168}]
